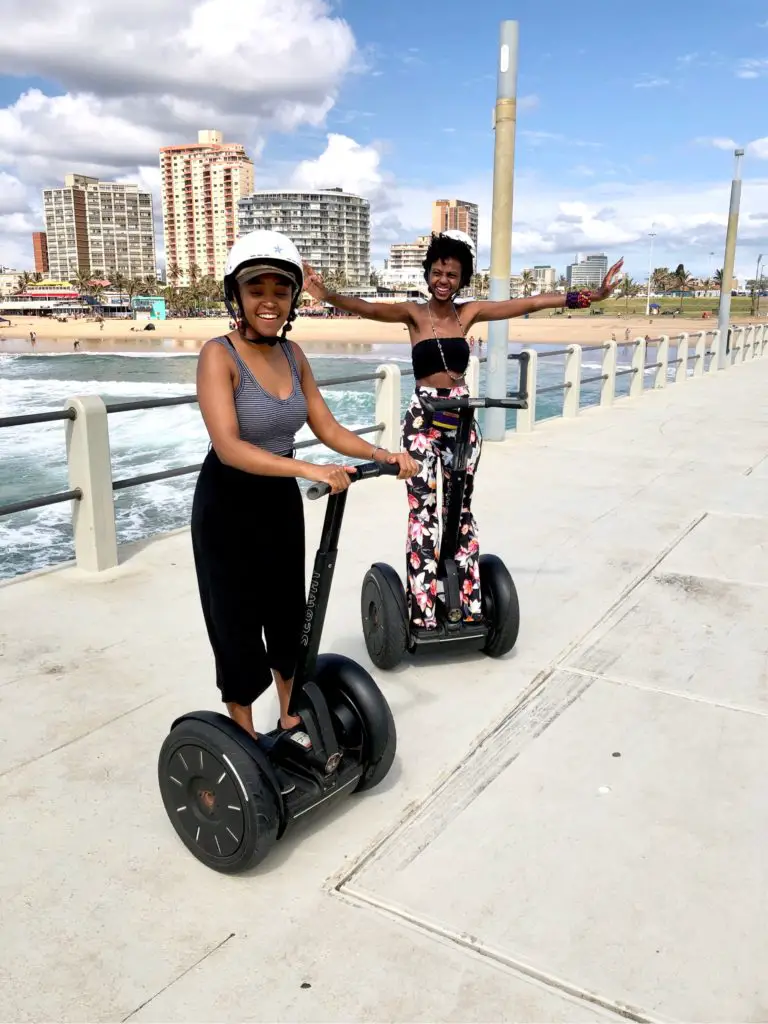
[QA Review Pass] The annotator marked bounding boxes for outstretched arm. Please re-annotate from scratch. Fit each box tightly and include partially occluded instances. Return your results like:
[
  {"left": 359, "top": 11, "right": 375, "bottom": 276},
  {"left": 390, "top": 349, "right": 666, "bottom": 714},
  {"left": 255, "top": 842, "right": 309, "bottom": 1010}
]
[
  {"left": 303, "top": 263, "right": 415, "bottom": 324},
  {"left": 464, "top": 259, "right": 624, "bottom": 325}
]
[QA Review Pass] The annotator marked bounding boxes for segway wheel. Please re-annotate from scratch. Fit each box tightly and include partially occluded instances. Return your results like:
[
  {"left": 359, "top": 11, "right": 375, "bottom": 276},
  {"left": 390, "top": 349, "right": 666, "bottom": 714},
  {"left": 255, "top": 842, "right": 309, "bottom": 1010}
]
[
  {"left": 361, "top": 563, "right": 409, "bottom": 670},
  {"left": 479, "top": 553, "right": 520, "bottom": 658},
  {"left": 158, "top": 718, "right": 279, "bottom": 874},
  {"left": 314, "top": 653, "right": 397, "bottom": 792}
]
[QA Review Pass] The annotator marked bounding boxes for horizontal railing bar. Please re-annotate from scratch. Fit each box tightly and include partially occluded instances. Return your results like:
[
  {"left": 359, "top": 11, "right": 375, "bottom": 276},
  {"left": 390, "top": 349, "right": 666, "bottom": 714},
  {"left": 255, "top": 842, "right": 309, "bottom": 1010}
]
[
  {"left": 537, "top": 348, "right": 571, "bottom": 358},
  {"left": 614, "top": 367, "right": 638, "bottom": 378},
  {"left": 537, "top": 382, "right": 571, "bottom": 395},
  {"left": 645, "top": 361, "right": 663, "bottom": 369},
  {"left": 669, "top": 358, "right": 683, "bottom": 366},
  {"left": 0, "top": 408, "right": 76, "bottom": 429},
  {"left": 106, "top": 395, "right": 197, "bottom": 413},
  {"left": 112, "top": 464, "right": 202, "bottom": 491},
  {"left": 294, "top": 422, "right": 383, "bottom": 451},
  {"left": 0, "top": 487, "right": 81, "bottom": 517},
  {"left": 581, "top": 373, "right": 608, "bottom": 384},
  {"left": 104, "top": 372, "right": 388, "bottom": 416},
  {"left": 315, "top": 372, "right": 386, "bottom": 387}
]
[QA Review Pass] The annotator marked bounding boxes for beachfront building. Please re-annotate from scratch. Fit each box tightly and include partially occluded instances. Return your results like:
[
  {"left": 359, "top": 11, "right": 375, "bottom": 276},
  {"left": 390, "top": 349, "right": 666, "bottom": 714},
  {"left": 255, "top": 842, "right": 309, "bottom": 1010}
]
[
  {"left": 238, "top": 188, "right": 371, "bottom": 287},
  {"left": 566, "top": 253, "right": 608, "bottom": 289},
  {"left": 32, "top": 232, "right": 49, "bottom": 275},
  {"left": 432, "top": 199, "right": 479, "bottom": 253},
  {"left": 42, "top": 175, "right": 157, "bottom": 281},
  {"left": 160, "top": 130, "right": 254, "bottom": 287},
  {"left": 380, "top": 235, "right": 430, "bottom": 290},
  {"left": 531, "top": 265, "right": 557, "bottom": 291}
]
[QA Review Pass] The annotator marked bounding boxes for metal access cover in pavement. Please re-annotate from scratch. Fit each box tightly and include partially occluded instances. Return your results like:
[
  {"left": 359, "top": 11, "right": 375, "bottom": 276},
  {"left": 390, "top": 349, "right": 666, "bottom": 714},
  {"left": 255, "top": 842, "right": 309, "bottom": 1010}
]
[{"left": 337, "top": 512, "right": 768, "bottom": 1024}]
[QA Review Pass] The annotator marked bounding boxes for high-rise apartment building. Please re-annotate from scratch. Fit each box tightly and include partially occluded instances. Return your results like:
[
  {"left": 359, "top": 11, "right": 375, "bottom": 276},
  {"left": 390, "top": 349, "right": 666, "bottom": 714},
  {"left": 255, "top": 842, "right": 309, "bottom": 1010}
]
[
  {"left": 432, "top": 199, "right": 479, "bottom": 253},
  {"left": 160, "top": 130, "right": 254, "bottom": 285},
  {"left": 387, "top": 235, "right": 431, "bottom": 272},
  {"left": 42, "top": 174, "right": 157, "bottom": 280},
  {"left": 531, "top": 265, "right": 556, "bottom": 291},
  {"left": 566, "top": 253, "right": 608, "bottom": 289},
  {"left": 32, "top": 232, "right": 49, "bottom": 275},
  {"left": 238, "top": 188, "right": 370, "bottom": 286}
]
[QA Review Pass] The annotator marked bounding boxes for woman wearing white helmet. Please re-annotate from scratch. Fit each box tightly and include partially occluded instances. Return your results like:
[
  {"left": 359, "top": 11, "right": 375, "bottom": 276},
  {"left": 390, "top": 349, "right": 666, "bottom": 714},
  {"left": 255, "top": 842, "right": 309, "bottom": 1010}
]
[
  {"left": 192, "top": 229, "right": 417, "bottom": 743},
  {"left": 305, "top": 233, "right": 623, "bottom": 633}
]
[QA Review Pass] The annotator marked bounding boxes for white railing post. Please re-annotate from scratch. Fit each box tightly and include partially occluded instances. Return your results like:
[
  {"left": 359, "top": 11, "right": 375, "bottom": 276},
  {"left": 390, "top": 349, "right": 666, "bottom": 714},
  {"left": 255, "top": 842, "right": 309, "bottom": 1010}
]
[
  {"left": 630, "top": 338, "right": 646, "bottom": 398},
  {"left": 654, "top": 334, "right": 670, "bottom": 389},
  {"left": 563, "top": 344, "right": 581, "bottom": 417},
  {"left": 731, "top": 326, "right": 742, "bottom": 365},
  {"left": 708, "top": 331, "right": 721, "bottom": 373},
  {"left": 760, "top": 324, "right": 768, "bottom": 358},
  {"left": 693, "top": 331, "right": 706, "bottom": 377},
  {"left": 516, "top": 348, "right": 537, "bottom": 433},
  {"left": 675, "top": 333, "right": 689, "bottom": 384},
  {"left": 375, "top": 363, "right": 402, "bottom": 454},
  {"left": 600, "top": 341, "right": 616, "bottom": 406},
  {"left": 65, "top": 395, "right": 118, "bottom": 572},
  {"left": 466, "top": 355, "right": 480, "bottom": 398}
]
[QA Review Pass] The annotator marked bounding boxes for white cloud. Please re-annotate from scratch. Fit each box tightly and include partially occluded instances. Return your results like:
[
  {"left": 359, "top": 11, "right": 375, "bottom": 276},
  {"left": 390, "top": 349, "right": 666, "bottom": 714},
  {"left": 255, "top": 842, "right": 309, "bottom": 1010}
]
[
  {"left": 0, "top": 0, "right": 358, "bottom": 268},
  {"left": 736, "top": 58, "right": 768, "bottom": 78},
  {"left": 290, "top": 133, "right": 394, "bottom": 207},
  {"left": 634, "top": 76, "right": 670, "bottom": 88},
  {"left": 695, "top": 136, "right": 739, "bottom": 151}
]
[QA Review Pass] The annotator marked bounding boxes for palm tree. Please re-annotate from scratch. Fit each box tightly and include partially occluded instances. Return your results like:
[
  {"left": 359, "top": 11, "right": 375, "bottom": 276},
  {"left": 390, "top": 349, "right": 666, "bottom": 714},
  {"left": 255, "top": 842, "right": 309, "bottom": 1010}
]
[
  {"left": 672, "top": 263, "right": 693, "bottom": 314},
  {"left": 15, "top": 271, "right": 32, "bottom": 294},
  {"left": 521, "top": 269, "right": 536, "bottom": 298},
  {"left": 618, "top": 274, "right": 640, "bottom": 313},
  {"left": 651, "top": 267, "right": 671, "bottom": 297}
]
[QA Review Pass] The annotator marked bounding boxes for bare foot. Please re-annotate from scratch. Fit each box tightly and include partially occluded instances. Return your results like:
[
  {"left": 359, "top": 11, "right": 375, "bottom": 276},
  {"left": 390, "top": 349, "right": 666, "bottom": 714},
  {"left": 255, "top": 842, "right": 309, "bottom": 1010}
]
[
  {"left": 279, "top": 713, "right": 302, "bottom": 731},
  {"left": 226, "top": 701, "right": 258, "bottom": 739}
]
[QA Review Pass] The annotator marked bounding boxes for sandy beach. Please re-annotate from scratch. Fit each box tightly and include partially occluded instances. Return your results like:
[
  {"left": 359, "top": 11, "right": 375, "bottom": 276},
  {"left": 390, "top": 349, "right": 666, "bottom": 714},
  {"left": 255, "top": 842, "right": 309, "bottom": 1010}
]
[{"left": 0, "top": 310, "right": 741, "bottom": 355}]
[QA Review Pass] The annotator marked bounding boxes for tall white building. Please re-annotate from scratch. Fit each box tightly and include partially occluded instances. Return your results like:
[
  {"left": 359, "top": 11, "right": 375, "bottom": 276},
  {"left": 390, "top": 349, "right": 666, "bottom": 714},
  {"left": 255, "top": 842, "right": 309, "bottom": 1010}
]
[
  {"left": 238, "top": 188, "right": 371, "bottom": 286},
  {"left": 566, "top": 253, "right": 608, "bottom": 289},
  {"left": 160, "top": 130, "right": 254, "bottom": 286},
  {"left": 42, "top": 174, "right": 157, "bottom": 280}
]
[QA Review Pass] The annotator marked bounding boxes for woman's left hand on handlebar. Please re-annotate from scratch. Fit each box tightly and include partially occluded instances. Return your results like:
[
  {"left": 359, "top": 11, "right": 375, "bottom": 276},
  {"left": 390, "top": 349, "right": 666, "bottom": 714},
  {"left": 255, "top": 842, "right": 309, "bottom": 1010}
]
[{"left": 385, "top": 451, "right": 419, "bottom": 480}]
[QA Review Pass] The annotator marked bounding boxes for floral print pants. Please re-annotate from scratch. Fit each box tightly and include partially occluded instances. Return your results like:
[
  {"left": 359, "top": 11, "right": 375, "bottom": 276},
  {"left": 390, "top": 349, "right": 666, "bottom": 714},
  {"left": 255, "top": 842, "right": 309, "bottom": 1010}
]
[{"left": 402, "top": 385, "right": 483, "bottom": 629}]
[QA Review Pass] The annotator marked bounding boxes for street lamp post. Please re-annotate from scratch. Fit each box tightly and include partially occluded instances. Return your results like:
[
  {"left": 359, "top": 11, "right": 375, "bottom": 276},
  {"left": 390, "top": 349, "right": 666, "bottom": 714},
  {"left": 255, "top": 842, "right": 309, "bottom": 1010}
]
[
  {"left": 754, "top": 253, "right": 763, "bottom": 318},
  {"left": 645, "top": 228, "right": 656, "bottom": 316},
  {"left": 717, "top": 148, "right": 745, "bottom": 370}
]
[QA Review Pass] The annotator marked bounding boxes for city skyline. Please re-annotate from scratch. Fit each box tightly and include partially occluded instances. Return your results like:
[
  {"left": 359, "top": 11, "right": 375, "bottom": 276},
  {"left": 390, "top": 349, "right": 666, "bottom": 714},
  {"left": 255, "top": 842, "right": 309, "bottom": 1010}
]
[{"left": 0, "top": 2, "right": 766, "bottom": 281}]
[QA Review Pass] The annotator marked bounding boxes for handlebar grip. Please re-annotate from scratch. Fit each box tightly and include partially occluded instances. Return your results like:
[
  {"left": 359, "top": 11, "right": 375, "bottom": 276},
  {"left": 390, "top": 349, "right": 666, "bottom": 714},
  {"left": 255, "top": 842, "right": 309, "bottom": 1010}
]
[
  {"left": 306, "top": 459, "right": 401, "bottom": 500},
  {"left": 306, "top": 481, "right": 332, "bottom": 500}
]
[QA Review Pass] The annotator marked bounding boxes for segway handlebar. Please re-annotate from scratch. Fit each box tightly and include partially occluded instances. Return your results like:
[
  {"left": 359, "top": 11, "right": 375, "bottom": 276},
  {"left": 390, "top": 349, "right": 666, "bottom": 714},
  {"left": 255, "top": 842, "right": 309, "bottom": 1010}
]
[
  {"left": 306, "top": 459, "right": 401, "bottom": 500},
  {"left": 422, "top": 394, "right": 528, "bottom": 412}
]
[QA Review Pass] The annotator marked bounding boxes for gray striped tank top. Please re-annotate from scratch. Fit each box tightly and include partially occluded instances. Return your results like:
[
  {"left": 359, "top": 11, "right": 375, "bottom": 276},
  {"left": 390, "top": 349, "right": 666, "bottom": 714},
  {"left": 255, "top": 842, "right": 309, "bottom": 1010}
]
[{"left": 210, "top": 336, "right": 308, "bottom": 455}]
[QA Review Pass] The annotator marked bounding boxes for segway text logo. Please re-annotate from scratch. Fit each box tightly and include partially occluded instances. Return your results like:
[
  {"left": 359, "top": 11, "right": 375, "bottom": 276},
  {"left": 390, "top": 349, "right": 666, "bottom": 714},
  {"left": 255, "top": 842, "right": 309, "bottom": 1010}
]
[{"left": 300, "top": 571, "right": 321, "bottom": 646}]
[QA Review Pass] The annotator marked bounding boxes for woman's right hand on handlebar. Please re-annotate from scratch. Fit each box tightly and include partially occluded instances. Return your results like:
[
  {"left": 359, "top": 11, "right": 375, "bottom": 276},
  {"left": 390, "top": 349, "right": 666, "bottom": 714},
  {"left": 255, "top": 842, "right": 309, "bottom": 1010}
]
[{"left": 306, "top": 462, "right": 354, "bottom": 494}]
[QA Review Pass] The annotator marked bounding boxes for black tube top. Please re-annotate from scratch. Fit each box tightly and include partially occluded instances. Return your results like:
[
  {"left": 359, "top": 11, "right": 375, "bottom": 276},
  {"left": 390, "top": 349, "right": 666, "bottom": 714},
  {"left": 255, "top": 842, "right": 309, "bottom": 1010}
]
[{"left": 411, "top": 337, "right": 470, "bottom": 379}]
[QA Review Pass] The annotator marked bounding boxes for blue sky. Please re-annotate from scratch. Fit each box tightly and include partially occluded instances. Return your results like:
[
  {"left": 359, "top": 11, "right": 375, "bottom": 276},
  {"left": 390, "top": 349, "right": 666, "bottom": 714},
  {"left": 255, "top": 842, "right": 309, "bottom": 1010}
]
[{"left": 0, "top": 0, "right": 766, "bottom": 280}]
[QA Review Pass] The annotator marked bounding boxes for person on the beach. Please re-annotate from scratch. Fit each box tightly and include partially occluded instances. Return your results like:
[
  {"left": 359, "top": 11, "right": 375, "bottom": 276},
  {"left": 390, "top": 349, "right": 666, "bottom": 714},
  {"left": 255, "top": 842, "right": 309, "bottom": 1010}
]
[
  {"left": 304, "top": 233, "right": 623, "bottom": 630},
  {"left": 193, "top": 229, "right": 417, "bottom": 744}
]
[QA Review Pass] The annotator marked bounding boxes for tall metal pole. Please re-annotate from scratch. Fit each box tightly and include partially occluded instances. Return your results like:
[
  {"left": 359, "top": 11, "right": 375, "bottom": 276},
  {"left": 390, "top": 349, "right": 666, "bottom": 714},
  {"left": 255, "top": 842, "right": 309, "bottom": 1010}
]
[
  {"left": 717, "top": 148, "right": 744, "bottom": 370},
  {"left": 484, "top": 20, "right": 519, "bottom": 442},
  {"left": 645, "top": 228, "right": 656, "bottom": 316}
]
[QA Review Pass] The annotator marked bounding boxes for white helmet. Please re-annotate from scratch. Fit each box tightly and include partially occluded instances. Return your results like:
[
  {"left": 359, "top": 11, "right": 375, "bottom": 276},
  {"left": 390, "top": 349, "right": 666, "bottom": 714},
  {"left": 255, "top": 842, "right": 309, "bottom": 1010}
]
[
  {"left": 443, "top": 229, "right": 476, "bottom": 265},
  {"left": 224, "top": 230, "right": 304, "bottom": 303}
]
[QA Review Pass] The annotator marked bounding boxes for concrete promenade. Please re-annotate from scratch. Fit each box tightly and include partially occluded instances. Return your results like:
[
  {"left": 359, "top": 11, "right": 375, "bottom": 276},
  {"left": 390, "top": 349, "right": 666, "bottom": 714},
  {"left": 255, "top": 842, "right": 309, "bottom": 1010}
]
[{"left": 1, "top": 355, "right": 767, "bottom": 1022}]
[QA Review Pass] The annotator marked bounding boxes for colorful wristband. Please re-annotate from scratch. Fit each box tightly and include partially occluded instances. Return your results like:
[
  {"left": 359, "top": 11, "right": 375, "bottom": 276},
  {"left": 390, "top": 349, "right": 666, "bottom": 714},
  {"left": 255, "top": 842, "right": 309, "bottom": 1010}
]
[{"left": 565, "top": 289, "right": 592, "bottom": 309}]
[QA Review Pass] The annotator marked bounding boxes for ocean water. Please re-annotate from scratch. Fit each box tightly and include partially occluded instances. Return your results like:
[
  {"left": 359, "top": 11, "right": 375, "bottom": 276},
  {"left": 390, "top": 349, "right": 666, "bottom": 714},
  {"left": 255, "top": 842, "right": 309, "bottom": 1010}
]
[{"left": 0, "top": 339, "right": 651, "bottom": 581}]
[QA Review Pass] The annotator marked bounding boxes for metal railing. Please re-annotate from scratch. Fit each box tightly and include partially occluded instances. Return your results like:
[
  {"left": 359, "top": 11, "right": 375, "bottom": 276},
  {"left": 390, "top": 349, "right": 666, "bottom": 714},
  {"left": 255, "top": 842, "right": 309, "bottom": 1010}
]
[
  {"left": 2, "top": 322, "right": 767, "bottom": 572},
  {"left": 0, "top": 366, "right": 392, "bottom": 522}
]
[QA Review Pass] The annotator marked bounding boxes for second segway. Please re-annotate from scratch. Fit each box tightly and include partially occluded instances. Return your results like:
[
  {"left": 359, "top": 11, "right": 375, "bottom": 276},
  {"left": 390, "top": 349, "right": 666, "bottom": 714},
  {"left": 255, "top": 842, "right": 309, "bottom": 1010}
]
[{"left": 361, "top": 372, "right": 528, "bottom": 670}]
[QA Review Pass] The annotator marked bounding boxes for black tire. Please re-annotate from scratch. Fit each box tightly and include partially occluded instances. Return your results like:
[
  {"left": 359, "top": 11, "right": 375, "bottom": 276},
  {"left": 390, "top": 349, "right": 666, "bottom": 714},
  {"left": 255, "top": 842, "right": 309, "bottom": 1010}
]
[
  {"left": 158, "top": 718, "right": 279, "bottom": 873},
  {"left": 479, "top": 553, "right": 520, "bottom": 658},
  {"left": 313, "top": 653, "right": 397, "bottom": 792},
  {"left": 361, "top": 563, "right": 409, "bottom": 670}
]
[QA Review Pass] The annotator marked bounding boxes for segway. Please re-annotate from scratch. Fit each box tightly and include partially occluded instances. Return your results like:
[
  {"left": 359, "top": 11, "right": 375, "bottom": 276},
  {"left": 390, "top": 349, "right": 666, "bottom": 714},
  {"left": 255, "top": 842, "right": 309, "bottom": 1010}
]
[
  {"left": 361, "top": 358, "right": 529, "bottom": 670},
  {"left": 158, "top": 460, "right": 401, "bottom": 874}
]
